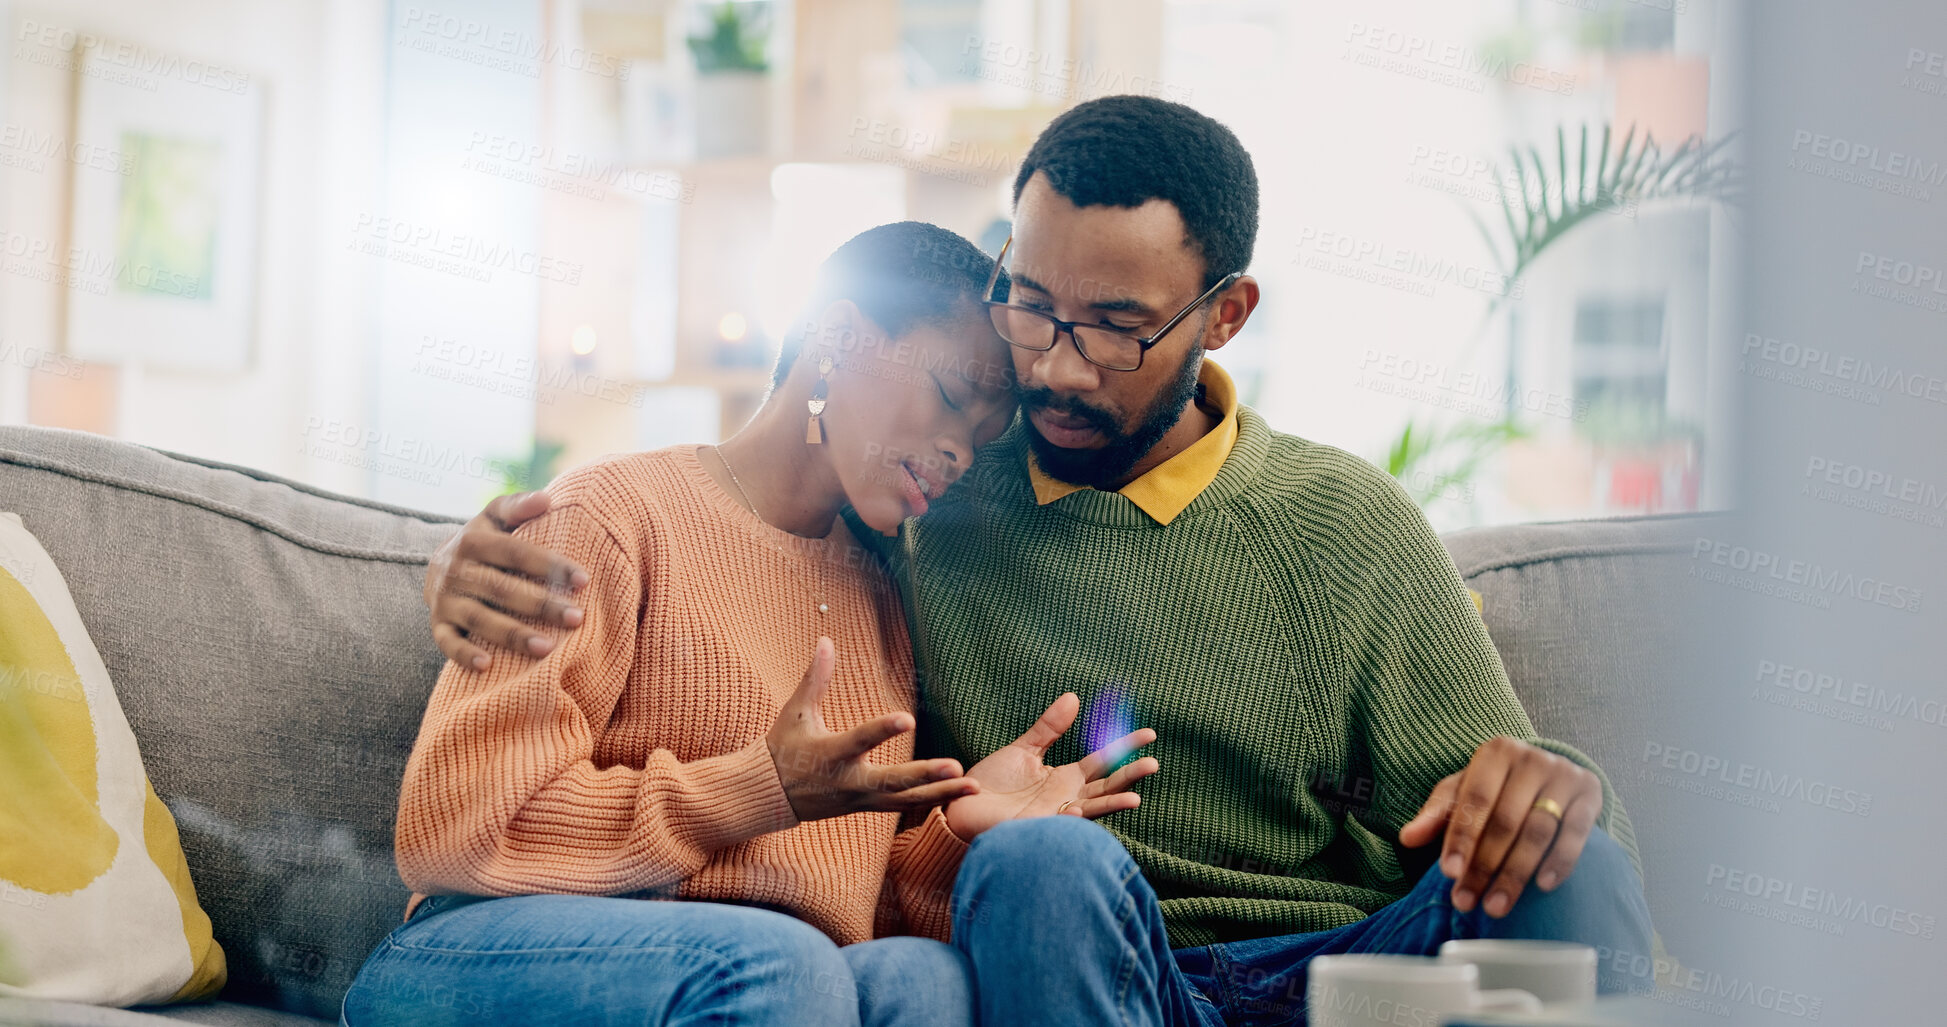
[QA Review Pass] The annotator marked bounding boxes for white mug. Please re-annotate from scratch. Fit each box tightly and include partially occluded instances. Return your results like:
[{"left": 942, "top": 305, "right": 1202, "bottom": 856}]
[
  {"left": 1437, "top": 939, "right": 1598, "bottom": 1005},
  {"left": 1308, "top": 954, "right": 1542, "bottom": 1027}
]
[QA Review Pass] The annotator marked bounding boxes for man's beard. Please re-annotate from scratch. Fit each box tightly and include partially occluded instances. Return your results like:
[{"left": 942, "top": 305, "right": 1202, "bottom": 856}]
[{"left": 1021, "top": 343, "right": 1205, "bottom": 490}]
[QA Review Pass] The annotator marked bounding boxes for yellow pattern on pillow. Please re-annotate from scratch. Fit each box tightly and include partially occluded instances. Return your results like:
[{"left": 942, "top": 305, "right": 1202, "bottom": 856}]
[
  {"left": 0, "top": 512, "right": 226, "bottom": 1006},
  {"left": 0, "top": 570, "right": 118, "bottom": 895}
]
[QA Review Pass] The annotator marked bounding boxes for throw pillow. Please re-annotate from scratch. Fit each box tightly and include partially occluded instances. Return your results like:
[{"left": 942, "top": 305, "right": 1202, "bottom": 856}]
[{"left": 0, "top": 512, "right": 226, "bottom": 1005}]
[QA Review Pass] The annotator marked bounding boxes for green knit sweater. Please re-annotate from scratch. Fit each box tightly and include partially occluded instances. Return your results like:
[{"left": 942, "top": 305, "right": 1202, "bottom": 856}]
[{"left": 870, "top": 405, "right": 1639, "bottom": 948}]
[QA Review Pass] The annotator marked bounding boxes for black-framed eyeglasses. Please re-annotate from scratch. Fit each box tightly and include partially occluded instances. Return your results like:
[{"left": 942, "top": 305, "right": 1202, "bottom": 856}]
[{"left": 981, "top": 235, "right": 1242, "bottom": 372}]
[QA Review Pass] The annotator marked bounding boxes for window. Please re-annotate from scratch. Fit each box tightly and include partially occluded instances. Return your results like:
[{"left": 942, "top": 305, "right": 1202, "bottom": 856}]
[{"left": 1572, "top": 298, "right": 1667, "bottom": 420}]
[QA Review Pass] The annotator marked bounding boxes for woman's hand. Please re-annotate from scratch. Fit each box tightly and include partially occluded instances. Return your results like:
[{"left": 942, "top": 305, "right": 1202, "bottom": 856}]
[
  {"left": 944, "top": 692, "right": 1159, "bottom": 842},
  {"left": 767, "top": 638, "right": 980, "bottom": 822}
]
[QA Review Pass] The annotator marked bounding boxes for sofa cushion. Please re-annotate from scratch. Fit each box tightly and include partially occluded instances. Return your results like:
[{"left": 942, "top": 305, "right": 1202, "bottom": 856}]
[
  {"left": 0, "top": 427, "right": 461, "bottom": 1021},
  {"left": 1442, "top": 511, "right": 1726, "bottom": 895}
]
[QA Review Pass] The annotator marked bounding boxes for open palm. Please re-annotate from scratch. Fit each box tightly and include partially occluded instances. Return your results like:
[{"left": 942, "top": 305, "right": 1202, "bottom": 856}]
[{"left": 945, "top": 692, "right": 1160, "bottom": 841}]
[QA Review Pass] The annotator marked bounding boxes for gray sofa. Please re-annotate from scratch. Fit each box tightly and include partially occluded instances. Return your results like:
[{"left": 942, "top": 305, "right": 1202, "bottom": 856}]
[{"left": 0, "top": 425, "right": 1716, "bottom": 1026}]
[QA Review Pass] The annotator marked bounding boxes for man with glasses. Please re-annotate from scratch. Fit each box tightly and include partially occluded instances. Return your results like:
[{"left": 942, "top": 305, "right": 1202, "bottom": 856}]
[{"left": 421, "top": 96, "right": 1654, "bottom": 1025}]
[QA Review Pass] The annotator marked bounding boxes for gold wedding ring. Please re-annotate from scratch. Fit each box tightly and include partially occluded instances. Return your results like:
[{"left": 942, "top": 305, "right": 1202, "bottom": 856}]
[
  {"left": 1056, "top": 800, "right": 1077, "bottom": 815},
  {"left": 1531, "top": 797, "right": 1566, "bottom": 820}
]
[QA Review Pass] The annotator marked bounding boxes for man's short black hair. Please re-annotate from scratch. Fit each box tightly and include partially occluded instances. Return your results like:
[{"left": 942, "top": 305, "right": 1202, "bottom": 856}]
[
  {"left": 1012, "top": 95, "right": 1259, "bottom": 290},
  {"left": 772, "top": 221, "right": 997, "bottom": 388}
]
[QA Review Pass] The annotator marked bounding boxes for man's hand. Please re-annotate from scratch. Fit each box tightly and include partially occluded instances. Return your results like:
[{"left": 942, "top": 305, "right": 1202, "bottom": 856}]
[
  {"left": 766, "top": 638, "right": 980, "bottom": 822},
  {"left": 943, "top": 692, "right": 1159, "bottom": 841},
  {"left": 1399, "top": 735, "right": 1602, "bottom": 918},
  {"left": 425, "top": 491, "right": 591, "bottom": 670}
]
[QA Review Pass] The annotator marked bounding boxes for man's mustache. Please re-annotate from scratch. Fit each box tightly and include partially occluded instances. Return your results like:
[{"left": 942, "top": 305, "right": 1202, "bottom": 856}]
[{"left": 1018, "top": 387, "right": 1120, "bottom": 437}]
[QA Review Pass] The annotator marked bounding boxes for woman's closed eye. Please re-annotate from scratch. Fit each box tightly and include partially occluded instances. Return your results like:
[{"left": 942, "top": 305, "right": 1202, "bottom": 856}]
[{"left": 933, "top": 375, "right": 961, "bottom": 411}]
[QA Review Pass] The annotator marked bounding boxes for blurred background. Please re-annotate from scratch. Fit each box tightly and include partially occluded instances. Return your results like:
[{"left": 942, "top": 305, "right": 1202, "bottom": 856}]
[
  {"left": 0, "top": 0, "right": 1740, "bottom": 526},
  {"left": 5, "top": 2, "right": 1944, "bottom": 1020}
]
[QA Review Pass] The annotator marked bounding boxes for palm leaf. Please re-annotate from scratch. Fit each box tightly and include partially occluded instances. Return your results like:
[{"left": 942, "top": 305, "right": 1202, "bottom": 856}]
[
  {"left": 1475, "top": 121, "right": 1741, "bottom": 320},
  {"left": 1382, "top": 119, "right": 1740, "bottom": 506},
  {"left": 1555, "top": 126, "right": 1570, "bottom": 223},
  {"left": 1386, "top": 416, "right": 1531, "bottom": 507}
]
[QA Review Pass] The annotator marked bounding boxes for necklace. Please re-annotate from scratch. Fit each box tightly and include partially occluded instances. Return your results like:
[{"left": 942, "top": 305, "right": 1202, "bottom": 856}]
[{"left": 712, "top": 445, "right": 830, "bottom": 616}]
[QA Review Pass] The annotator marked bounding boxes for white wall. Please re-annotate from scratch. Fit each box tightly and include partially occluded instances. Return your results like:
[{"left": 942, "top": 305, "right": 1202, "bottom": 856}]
[{"left": 0, "top": 0, "right": 388, "bottom": 494}]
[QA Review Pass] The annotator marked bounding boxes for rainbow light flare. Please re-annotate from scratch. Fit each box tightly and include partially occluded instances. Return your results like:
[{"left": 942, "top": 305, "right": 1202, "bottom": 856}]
[{"left": 1084, "top": 683, "right": 1140, "bottom": 769}]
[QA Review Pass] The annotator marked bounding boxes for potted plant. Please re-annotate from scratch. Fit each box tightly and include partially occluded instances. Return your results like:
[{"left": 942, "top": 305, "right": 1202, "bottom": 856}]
[
  {"left": 1381, "top": 122, "right": 1739, "bottom": 512},
  {"left": 688, "top": 2, "right": 771, "bottom": 159}
]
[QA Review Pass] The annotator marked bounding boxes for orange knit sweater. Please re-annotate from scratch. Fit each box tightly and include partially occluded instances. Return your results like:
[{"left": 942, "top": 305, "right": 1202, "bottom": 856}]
[{"left": 395, "top": 446, "right": 969, "bottom": 944}]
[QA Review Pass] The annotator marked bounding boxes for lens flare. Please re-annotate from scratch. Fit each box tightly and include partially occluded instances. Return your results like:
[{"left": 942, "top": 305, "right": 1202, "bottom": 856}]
[{"left": 1084, "top": 684, "right": 1139, "bottom": 769}]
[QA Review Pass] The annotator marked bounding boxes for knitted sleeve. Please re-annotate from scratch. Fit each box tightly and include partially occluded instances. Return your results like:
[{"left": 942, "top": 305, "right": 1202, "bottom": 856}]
[
  {"left": 1315, "top": 456, "right": 1642, "bottom": 879},
  {"left": 874, "top": 807, "right": 972, "bottom": 941},
  {"left": 395, "top": 477, "right": 798, "bottom": 898}
]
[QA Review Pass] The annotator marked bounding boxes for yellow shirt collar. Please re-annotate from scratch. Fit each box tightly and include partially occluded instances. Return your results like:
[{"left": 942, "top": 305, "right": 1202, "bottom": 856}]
[{"left": 1026, "top": 360, "right": 1241, "bottom": 525}]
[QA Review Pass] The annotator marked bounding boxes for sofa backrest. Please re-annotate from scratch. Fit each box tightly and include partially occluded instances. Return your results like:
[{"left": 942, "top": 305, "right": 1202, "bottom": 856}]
[
  {"left": 1443, "top": 511, "right": 1725, "bottom": 899},
  {"left": 2, "top": 425, "right": 1721, "bottom": 1016},
  {"left": 0, "top": 427, "right": 461, "bottom": 1020}
]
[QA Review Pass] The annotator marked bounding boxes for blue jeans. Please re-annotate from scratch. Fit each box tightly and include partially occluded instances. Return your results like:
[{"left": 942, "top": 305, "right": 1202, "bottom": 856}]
[
  {"left": 950, "top": 817, "right": 1654, "bottom": 1027},
  {"left": 339, "top": 894, "right": 972, "bottom": 1027}
]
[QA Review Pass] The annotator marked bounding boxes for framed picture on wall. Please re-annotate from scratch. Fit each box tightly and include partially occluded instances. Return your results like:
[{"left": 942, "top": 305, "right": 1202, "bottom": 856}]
[{"left": 65, "top": 44, "right": 264, "bottom": 373}]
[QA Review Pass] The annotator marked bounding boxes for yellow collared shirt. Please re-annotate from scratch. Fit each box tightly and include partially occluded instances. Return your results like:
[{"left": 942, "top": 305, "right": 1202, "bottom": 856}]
[{"left": 1026, "top": 360, "right": 1240, "bottom": 526}]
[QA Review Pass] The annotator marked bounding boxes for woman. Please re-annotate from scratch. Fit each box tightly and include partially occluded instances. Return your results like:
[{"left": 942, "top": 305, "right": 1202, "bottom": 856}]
[{"left": 340, "top": 222, "right": 1158, "bottom": 1027}]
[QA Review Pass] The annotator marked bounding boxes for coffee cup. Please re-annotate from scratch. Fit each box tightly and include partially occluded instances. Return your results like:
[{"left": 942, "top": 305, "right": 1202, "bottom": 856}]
[
  {"left": 1437, "top": 939, "right": 1598, "bottom": 1005},
  {"left": 1308, "top": 954, "right": 1542, "bottom": 1027}
]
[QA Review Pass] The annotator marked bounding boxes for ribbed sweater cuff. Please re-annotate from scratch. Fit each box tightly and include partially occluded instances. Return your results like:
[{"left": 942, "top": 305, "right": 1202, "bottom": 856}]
[
  {"left": 890, "top": 806, "right": 971, "bottom": 939},
  {"left": 905, "top": 806, "right": 970, "bottom": 880},
  {"left": 676, "top": 740, "right": 800, "bottom": 853}
]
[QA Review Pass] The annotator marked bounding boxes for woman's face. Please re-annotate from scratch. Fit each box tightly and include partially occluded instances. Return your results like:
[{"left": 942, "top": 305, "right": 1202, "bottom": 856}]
[{"left": 817, "top": 303, "right": 1018, "bottom": 534}]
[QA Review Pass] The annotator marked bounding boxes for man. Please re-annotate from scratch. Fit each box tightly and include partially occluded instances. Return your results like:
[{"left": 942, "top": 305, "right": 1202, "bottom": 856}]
[{"left": 423, "top": 96, "right": 1653, "bottom": 1024}]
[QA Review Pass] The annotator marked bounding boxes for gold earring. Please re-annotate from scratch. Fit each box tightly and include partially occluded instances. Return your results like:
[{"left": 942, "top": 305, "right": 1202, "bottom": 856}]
[{"left": 806, "top": 355, "right": 833, "bottom": 444}]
